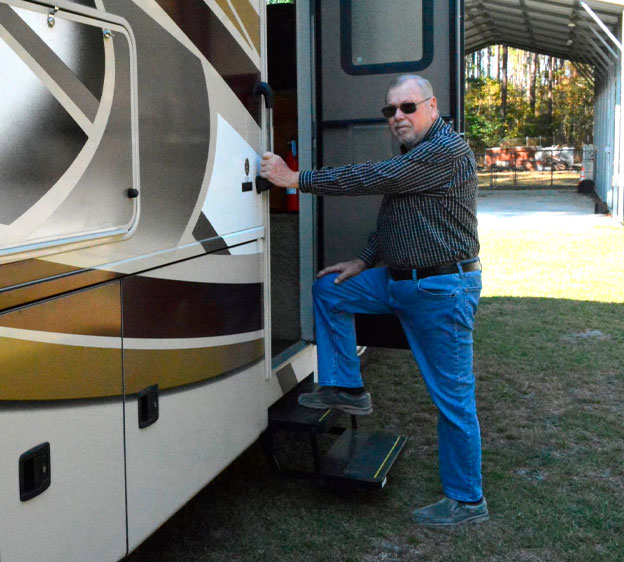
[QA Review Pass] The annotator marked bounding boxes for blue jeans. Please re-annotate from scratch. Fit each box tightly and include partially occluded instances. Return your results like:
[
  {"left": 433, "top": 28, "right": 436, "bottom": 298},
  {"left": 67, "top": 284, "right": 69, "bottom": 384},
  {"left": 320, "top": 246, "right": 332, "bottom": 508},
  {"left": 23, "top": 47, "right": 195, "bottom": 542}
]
[{"left": 312, "top": 263, "right": 483, "bottom": 501}]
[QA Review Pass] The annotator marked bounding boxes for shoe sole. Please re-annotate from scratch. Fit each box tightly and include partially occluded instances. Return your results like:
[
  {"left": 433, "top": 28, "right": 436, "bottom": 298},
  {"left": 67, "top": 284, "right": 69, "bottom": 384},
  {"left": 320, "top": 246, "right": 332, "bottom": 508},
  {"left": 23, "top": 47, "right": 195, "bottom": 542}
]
[
  {"left": 298, "top": 398, "right": 373, "bottom": 416},
  {"left": 414, "top": 513, "right": 489, "bottom": 527}
]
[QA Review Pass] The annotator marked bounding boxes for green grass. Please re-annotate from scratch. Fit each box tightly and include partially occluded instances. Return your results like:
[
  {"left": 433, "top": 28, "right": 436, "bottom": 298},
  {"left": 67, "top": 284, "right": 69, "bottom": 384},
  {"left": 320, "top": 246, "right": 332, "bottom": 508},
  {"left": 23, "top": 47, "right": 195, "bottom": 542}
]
[
  {"left": 126, "top": 195, "right": 623, "bottom": 562},
  {"left": 479, "top": 224, "right": 624, "bottom": 303}
]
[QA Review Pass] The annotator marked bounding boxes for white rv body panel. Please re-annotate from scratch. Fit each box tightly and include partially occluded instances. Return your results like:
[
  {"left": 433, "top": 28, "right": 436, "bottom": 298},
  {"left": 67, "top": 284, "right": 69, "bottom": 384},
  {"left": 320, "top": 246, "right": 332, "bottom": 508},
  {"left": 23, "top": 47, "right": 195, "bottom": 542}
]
[
  {"left": 0, "top": 402, "right": 126, "bottom": 562},
  {"left": 202, "top": 114, "right": 264, "bottom": 237},
  {"left": 125, "top": 361, "right": 267, "bottom": 551},
  {"left": 125, "top": 340, "right": 316, "bottom": 552}
]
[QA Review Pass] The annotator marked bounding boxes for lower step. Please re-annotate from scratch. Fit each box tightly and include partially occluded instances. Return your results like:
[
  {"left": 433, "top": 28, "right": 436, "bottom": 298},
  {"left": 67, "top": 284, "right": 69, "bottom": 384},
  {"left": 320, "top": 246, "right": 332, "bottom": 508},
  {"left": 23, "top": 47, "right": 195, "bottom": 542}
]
[{"left": 321, "top": 429, "right": 407, "bottom": 489}]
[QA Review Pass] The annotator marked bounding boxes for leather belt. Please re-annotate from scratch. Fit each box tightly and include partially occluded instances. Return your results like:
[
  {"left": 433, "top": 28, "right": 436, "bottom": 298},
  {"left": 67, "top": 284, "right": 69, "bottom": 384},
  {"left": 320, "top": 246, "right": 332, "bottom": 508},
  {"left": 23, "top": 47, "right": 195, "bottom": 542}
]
[{"left": 389, "top": 259, "right": 481, "bottom": 281}]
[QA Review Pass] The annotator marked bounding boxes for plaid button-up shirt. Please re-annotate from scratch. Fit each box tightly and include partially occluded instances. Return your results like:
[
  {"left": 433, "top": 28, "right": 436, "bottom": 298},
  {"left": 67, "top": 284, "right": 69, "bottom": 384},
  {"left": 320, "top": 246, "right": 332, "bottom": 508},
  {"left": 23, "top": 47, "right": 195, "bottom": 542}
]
[{"left": 298, "top": 117, "right": 479, "bottom": 269}]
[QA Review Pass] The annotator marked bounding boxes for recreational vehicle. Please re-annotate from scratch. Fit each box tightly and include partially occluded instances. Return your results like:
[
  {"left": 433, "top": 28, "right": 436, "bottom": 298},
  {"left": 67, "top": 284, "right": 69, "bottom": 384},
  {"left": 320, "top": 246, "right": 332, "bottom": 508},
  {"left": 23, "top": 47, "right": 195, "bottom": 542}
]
[{"left": 0, "top": 0, "right": 461, "bottom": 559}]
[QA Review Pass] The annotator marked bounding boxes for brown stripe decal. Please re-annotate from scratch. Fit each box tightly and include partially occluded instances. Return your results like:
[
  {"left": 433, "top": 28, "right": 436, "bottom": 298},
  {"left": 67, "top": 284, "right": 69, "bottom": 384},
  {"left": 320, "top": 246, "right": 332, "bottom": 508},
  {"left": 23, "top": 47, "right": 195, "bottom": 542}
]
[
  {"left": 0, "top": 282, "right": 122, "bottom": 400},
  {"left": 0, "top": 282, "right": 121, "bottom": 336},
  {"left": 214, "top": 0, "right": 251, "bottom": 49},
  {"left": 0, "top": 339, "right": 262, "bottom": 401},
  {"left": 0, "top": 259, "right": 82, "bottom": 291},
  {"left": 0, "top": 268, "right": 122, "bottom": 313},
  {"left": 122, "top": 276, "right": 262, "bottom": 339},
  {"left": 0, "top": 339, "right": 122, "bottom": 400},
  {"left": 124, "top": 339, "right": 263, "bottom": 394},
  {"left": 156, "top": 0, "right": 262, "bottom": 125},
  {"left": 230, "top": 0, "right": 261, "bottom": 53}
]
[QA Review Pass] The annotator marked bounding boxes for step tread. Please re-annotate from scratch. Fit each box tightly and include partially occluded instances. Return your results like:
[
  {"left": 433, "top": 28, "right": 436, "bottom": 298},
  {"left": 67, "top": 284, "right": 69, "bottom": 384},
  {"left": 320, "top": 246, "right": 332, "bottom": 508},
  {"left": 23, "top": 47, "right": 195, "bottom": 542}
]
[
  {"left": 321, "top": 429, "right": 408, "bottom": 487},
  {"left": 268, "top": 377, "right": 343, "bottom": 431}
]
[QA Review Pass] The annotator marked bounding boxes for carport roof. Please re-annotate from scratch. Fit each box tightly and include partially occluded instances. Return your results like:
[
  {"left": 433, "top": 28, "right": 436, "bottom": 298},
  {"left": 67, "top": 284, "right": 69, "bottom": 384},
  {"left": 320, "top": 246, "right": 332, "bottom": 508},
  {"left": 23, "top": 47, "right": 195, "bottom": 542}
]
[{"left": 465, "top": 0, "right": 623, "bottom": 75}]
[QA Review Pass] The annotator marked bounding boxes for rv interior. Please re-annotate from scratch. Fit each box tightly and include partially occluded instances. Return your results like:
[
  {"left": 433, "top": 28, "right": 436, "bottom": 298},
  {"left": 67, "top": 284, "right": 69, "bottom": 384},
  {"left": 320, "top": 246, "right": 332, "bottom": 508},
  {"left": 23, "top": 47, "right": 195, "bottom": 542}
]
[{"left": 267, "top": 3, "right": 304, "bottom": 362}]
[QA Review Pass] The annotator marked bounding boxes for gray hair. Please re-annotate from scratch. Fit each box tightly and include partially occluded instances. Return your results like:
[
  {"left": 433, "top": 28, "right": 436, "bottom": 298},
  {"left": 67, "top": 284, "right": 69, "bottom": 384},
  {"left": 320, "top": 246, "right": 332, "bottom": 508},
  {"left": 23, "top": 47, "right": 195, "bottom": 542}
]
[{"left": 386, "top": 75, "right": 434, "bottom": 101}]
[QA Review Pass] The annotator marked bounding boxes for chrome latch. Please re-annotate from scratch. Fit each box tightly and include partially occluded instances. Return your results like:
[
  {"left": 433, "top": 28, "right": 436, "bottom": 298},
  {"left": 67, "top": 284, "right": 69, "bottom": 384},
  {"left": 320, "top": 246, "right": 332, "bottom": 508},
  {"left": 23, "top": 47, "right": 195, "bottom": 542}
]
[{"left": 47, "top": 6, "right": 59, "bottom": 28}]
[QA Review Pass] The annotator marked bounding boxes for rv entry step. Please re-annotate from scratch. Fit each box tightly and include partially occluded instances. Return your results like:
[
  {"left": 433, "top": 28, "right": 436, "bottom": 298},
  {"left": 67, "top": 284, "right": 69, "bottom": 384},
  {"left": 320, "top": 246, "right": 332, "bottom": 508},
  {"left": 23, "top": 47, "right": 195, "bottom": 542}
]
[{"left": 263, "top": 376, "right": 407, "bottom": 489}]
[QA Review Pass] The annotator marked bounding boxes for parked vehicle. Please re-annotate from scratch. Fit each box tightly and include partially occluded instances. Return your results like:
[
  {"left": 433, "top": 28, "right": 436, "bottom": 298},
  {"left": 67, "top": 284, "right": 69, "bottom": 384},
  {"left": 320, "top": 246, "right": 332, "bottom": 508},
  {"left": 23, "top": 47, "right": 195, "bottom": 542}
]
[{"left": 0, "top": 1, "right": 460, "bottom": 559}]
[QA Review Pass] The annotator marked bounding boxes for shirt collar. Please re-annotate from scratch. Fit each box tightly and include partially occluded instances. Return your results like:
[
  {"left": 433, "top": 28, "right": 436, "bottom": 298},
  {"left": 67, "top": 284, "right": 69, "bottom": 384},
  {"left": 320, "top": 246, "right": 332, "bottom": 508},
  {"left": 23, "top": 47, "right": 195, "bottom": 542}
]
[
  {"left": 400, "top": 116, "right": 445, "bottom": 154},
  {"left": 422, "top": 116, "right": 445, "bottom": 142}
]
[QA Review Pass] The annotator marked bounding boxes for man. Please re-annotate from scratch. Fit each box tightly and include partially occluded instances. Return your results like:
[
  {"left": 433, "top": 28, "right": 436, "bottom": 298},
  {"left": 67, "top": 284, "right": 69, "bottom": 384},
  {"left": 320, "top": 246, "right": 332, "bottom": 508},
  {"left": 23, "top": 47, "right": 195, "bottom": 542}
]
[{"left": 260, "top": 75, "right": 487, "bottom": 527}]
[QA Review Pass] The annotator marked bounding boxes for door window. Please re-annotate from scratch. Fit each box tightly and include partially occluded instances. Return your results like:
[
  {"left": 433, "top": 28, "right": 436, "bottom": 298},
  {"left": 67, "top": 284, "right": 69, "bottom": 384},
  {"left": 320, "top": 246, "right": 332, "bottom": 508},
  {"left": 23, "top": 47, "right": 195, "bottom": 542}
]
[{"left": 341, "top": 0, "right": 433, "bottom": 75}]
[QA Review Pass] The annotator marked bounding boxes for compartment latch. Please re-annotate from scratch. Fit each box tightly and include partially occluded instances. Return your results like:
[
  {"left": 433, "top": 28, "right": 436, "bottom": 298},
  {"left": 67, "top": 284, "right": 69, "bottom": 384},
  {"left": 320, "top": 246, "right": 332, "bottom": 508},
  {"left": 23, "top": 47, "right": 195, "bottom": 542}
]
[
  {"left": 138, "top": 384, "right": 159, "bottom": 429},
  {"left": 19, "top": 442, "right": 51, "bottom": 501}
]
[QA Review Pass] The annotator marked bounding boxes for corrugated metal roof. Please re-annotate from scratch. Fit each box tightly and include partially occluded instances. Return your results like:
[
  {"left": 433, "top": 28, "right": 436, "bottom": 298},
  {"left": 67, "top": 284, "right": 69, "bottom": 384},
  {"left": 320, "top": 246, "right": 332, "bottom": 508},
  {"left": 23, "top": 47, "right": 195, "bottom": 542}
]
[{"left": 465, "top": 0, "right": 623, "bottom": 76}]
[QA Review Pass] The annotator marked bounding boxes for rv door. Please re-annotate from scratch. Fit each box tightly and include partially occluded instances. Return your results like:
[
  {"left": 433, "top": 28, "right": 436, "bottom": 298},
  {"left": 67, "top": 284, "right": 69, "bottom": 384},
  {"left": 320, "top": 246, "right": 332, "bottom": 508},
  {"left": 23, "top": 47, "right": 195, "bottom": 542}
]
[{"left": 309, "top": 0, "right": 463, "bottom": 349}]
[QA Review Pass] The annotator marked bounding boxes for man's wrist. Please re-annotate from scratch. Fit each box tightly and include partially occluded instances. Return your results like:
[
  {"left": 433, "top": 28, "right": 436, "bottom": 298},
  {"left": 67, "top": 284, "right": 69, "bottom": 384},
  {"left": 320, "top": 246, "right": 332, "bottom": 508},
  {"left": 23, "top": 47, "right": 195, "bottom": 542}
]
[{"left": 290, "top": 170, "right": 300, "bottom": 188}]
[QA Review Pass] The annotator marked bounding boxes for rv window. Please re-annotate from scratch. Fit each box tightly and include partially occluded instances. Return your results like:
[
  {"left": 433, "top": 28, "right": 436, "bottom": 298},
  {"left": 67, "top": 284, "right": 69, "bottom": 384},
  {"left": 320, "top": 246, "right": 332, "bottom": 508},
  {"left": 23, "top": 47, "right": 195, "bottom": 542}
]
[
  {"left": 340, "top": 0, "right": 433, "bottom": 75},
  {"left": 0, "top": 2, "right": 138, "bottom": 258}
]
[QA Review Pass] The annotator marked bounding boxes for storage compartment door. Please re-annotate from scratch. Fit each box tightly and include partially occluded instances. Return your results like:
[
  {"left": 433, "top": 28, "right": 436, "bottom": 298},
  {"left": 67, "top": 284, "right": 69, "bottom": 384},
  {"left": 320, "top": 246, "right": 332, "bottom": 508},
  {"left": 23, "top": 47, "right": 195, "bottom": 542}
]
[
  {"left": 122, "top": 244, "right": 266, "bottom": 551},
  {"left": 0, "top": 282, "right": 126, "bottom": 562}
]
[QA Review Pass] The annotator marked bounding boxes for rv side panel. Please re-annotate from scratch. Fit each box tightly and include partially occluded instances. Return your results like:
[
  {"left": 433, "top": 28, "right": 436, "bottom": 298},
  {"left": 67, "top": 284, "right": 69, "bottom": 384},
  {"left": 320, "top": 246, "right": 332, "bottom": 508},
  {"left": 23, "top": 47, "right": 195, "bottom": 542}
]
[{"left": 0, "top": 282, "right": 126, "bottom": 562}]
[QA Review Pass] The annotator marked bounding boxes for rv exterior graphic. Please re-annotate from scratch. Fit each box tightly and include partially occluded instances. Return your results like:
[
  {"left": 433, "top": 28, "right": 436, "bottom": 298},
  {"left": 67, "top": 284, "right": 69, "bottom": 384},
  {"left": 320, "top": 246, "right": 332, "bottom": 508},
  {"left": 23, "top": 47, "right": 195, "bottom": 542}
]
[{"left": 0, "top": 0, "right": 461, "bottom": 559}]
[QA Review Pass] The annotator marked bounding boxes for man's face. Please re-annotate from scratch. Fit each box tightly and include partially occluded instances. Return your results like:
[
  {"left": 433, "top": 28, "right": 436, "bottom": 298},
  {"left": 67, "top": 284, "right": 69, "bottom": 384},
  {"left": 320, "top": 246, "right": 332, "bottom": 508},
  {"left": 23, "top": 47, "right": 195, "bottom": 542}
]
[{"left": 385, "top": 81, "right": 438, "bottom": 149}]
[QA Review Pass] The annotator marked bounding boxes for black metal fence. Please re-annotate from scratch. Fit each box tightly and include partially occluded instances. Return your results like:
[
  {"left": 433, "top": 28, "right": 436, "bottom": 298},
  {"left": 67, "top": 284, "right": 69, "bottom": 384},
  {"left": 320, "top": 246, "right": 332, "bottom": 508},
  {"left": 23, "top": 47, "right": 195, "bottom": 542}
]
[{"left": 475, "top": 148, "right": 583, "bottom": 189}]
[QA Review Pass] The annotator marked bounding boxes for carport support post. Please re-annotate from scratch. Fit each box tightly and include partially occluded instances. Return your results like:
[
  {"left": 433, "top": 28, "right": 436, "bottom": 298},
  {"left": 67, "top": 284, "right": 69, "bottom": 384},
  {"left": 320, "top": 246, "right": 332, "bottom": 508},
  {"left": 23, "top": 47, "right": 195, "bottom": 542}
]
[
  {"left": 551, "top": 149, "right": 554, "bottom": 187},
  {"left": 620, "top": 10, "right": 624, "bottom": 221},
  {"left": 582, "top": 1, "right": 624, "bottom": 221}
]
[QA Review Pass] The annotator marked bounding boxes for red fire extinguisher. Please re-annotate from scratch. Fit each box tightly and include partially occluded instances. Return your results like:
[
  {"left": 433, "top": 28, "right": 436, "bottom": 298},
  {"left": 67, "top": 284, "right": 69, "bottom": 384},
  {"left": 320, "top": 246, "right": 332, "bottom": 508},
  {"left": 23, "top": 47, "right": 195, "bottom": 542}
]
[{"left": 285, "top": 139, "right": 299, "bottom": 212}]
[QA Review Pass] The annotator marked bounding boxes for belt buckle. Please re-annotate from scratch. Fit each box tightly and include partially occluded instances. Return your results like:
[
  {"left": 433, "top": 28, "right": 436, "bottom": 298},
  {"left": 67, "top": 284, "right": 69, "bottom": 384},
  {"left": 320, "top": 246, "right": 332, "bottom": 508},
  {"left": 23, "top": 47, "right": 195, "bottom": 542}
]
[{"left": 390, "top": 268, "right": 413, "bottom": 281}]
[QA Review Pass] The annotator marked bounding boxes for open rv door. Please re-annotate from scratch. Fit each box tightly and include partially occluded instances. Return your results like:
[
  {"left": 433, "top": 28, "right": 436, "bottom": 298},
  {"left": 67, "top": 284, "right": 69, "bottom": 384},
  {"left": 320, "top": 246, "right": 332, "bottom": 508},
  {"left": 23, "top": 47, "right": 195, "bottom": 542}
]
[
  {"left": 267, "top": 0, "right": 463, "bottom": 361},
  {"left": 305, "top": 0, "right": 463, "bottom": 348}
]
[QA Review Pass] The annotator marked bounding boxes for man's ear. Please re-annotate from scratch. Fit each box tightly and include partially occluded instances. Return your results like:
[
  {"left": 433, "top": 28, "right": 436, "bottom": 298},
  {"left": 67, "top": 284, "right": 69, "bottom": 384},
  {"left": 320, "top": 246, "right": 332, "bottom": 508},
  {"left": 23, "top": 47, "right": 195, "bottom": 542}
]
[{"left": 429, "top": 96, "right": 439, "bottom": 118}]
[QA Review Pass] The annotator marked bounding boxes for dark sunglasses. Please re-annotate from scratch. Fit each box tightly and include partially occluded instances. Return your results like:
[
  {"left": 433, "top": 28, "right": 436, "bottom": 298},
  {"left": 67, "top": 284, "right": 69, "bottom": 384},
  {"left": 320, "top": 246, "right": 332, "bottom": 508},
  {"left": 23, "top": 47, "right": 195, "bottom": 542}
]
[{"left": 381, "top": 97, "right": 432, "bottom": 118}]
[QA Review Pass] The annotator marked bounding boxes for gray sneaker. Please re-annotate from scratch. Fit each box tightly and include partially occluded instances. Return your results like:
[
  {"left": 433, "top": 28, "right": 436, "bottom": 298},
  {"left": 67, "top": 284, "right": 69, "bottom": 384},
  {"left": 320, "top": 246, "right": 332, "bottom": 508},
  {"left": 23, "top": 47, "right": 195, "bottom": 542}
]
[
  {"left": 297, "top": 387, "right": 373, "bottom": 415},
  {"left": 412, "top": 497, "right": 489, "bottom": 527}
]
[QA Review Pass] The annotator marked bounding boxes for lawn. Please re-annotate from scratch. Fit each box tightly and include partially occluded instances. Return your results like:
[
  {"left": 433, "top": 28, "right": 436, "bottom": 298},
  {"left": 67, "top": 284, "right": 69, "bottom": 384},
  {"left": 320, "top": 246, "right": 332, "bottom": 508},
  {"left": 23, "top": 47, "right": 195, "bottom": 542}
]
[{"left": 126, "top": 198, "right": 623, "bottom": 562}]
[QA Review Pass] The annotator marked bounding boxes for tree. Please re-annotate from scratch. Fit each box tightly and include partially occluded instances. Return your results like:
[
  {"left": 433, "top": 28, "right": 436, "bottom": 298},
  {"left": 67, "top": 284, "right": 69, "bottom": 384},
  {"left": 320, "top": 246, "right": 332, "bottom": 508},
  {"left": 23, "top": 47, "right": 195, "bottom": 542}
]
[
  {"left": 501, "top": 46, "right": 508, "bottom": 127},
  {"left": 465, "top": 78, "right": 504, "bottom": 151},
  {"left": 547, "top": 56, "right": 554, "bottom": 130},
  {"left": 529, "top": 53, "right": 537, "bottom": 116},
  {"left": 465, "top": 46, "right": 594, "bottom": 150}
]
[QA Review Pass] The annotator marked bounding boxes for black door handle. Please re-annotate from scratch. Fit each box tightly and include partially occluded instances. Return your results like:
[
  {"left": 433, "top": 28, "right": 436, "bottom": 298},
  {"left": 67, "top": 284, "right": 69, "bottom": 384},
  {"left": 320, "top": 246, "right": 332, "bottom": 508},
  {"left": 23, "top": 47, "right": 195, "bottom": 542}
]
[
  {"left": 253, "top": 81, "right": 274, "bottom": 109},
  {"left": 256, "top": 176, "right": 272, "bottom": 193}
]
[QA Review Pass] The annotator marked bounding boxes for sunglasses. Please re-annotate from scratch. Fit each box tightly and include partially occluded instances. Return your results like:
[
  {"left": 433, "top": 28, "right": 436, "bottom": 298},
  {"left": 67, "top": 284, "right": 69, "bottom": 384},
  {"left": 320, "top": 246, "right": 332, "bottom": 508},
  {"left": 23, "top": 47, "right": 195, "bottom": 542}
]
[{"left": 381, "top": 97, "right": 432, "bottom": 118}]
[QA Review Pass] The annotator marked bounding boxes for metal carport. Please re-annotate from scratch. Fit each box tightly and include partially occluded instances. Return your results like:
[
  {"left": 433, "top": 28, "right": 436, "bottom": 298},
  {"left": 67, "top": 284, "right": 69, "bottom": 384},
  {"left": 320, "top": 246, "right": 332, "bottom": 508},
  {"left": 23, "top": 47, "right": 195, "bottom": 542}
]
[{"left": 464, "top": 0, "right": 624, "bottom": 222}]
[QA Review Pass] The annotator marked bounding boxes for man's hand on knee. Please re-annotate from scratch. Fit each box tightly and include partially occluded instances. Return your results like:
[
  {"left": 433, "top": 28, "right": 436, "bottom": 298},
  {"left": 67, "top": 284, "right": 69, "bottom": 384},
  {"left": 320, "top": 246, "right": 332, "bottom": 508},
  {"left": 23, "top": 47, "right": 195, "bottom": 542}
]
[{"left": 317, "top": 258, "right": 367, "bottom": 284}]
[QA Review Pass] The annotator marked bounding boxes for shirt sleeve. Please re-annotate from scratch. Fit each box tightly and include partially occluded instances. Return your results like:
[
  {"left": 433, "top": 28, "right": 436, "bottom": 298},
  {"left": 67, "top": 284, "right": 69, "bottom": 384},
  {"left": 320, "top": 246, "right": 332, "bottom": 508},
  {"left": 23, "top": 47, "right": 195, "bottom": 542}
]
[
  {"left": 297, "top": 146, "right": 454, "bottom": 197},
  {"left": 298, "top": 169, "right": 315, "bottom": 192},
  {"left": 357, "top": 231, "right": 379, "bottom": 267}
]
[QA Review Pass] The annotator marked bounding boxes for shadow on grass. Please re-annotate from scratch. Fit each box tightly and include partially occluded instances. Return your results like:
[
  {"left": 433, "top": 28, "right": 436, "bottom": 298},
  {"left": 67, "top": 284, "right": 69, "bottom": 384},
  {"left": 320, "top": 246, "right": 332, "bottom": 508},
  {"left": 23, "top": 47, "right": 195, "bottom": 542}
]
[{"left": 125, "top": 297, "right": 623, "bottom": 562}]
